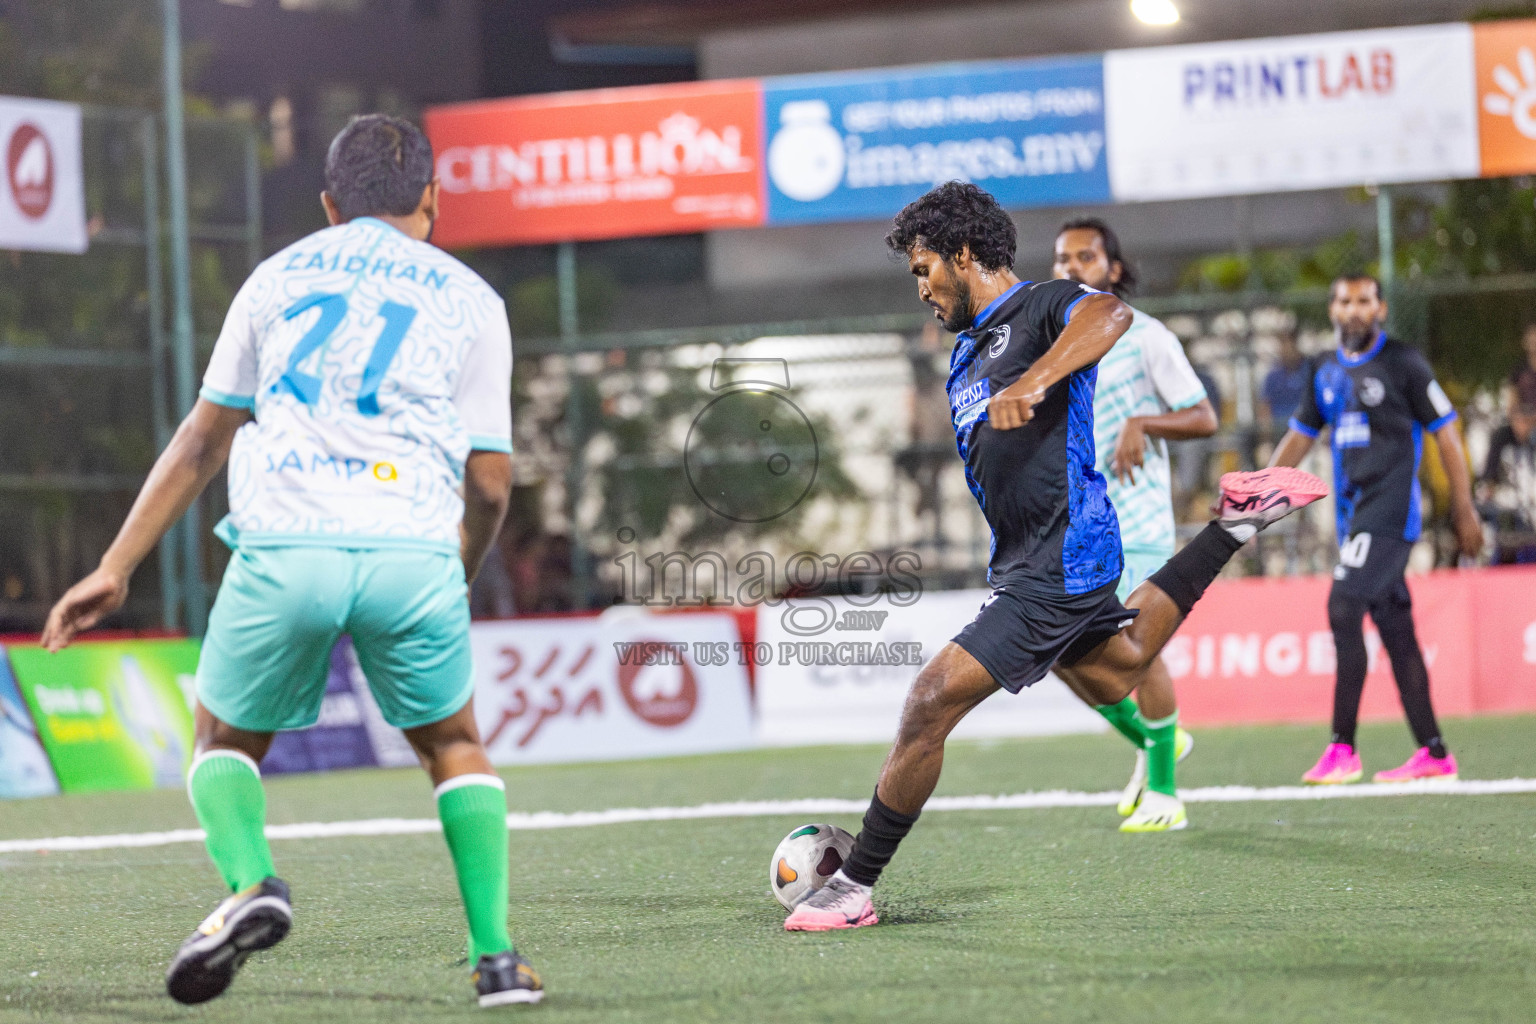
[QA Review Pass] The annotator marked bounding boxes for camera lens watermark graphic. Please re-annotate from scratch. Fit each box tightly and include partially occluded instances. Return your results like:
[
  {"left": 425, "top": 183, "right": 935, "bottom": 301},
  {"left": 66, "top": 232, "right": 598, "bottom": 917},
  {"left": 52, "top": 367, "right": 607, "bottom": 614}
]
[{"left": 685, "top": 358, "right": 819, "bottom": 523}]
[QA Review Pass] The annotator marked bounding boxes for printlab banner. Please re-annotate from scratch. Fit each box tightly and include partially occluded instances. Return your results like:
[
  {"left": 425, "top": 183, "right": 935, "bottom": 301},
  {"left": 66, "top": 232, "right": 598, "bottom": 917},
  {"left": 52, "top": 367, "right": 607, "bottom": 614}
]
[
  {"left": 7, "top": 640, "right": 199, "bottom": 794},
  {"left": 468, "top": 611, "right": 756, "bottom": 765},
  {"left": 762, "top": 56, "right": 1110, "bottom": 225},
  {"left": 754, "top": 588, "right": 1106, "bottom": 747},
  {"left": 1104, "top": 24, "right": 1481, "bottom": 201},
  {"left": 425, "top": 81, "right": 765, "bottom": 247},
  {"left": 0, "top": 96, "right": 87, "bottom": 253}
]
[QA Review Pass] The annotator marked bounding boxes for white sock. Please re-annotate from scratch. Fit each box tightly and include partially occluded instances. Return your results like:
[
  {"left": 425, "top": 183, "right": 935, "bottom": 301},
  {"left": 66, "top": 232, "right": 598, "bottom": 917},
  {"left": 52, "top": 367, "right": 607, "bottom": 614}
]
[
  {"left": 831, "top": 870, "right": 872, "bottom": 894},
  {"left": 1220, "top": 522, "right": 1258, "bottom": 544}
]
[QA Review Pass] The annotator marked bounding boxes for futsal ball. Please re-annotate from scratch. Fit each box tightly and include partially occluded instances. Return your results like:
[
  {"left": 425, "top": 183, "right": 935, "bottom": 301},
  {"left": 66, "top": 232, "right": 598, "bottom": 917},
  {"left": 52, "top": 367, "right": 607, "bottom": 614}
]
[{"left": 769, "top": 823, "right": 855, "bottom": 910}]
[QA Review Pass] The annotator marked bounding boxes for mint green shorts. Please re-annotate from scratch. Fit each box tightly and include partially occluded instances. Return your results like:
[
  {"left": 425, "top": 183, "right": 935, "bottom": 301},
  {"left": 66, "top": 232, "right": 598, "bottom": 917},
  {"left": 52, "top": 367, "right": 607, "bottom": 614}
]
[
  {"left": 196, "top": 547, "right": 472, "bottom": 733},
  {"left": 1117, "top": 548, "right": 1172, "bottom": 603}
]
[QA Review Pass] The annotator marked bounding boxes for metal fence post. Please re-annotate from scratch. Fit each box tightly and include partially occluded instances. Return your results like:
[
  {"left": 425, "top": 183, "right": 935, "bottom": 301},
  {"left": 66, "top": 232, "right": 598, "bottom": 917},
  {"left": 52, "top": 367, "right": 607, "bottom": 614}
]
[
  {"left": 557, "top": 241, "right": 591, "bottom": 606},
  {"left": 140, "top": 114, "right": 180, "bottom": 631},
  {"left": 1376, "top": 185, "right": 1395, "bottom": 333},
  {"left": 244, "top": 124, "right": 263, "bottom": 273},
  {"left": 161, "top": 0, "right": 207, "bottom": 635}
]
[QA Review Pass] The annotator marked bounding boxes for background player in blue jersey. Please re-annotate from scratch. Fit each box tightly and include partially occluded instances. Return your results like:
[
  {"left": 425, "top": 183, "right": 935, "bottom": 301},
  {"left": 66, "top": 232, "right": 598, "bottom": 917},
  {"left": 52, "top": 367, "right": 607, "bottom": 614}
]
[
  {"left": 1053, "top": 219, "right": 1218, "bottom": 830},
  {"left": 785, "top": 183, "right": 1327, "bottom": 932},
  {"left": 1270, "top": 274, "right": 1482, "bottom": 786},
  {"left": 41, "top": 116, "right": 542, "bottom": 1008}
]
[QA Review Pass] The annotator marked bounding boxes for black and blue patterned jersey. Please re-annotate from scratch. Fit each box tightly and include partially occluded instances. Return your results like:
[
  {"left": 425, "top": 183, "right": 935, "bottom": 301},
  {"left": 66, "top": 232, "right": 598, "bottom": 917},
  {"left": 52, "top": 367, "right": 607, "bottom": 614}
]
[
  {"left": 946, "top": 279, "right": 1122, "bottom": 595},
  {"left": 1290, "top": 334, "right": 1457, "bottom": 543}
]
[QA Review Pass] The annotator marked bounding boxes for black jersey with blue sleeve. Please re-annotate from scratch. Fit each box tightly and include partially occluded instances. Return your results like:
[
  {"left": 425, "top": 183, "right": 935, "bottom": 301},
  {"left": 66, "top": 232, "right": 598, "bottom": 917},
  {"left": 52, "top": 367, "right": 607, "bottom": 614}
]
[
  {"left": 1290, "top": 334, "right": 1457, "bottom": 543},
  {"left": 945, "top": 279, "right": 1122, "bottom": 595}
]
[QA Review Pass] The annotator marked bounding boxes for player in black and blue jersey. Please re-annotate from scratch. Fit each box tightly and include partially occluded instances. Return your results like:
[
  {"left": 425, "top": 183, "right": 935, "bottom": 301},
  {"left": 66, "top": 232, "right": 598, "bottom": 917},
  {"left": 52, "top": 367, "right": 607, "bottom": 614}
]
[
  {"left": 785, "top": 182, "right": 1327, "bottom": 931},
  {"left": 1271, "top": 274, "right": 1482, "bottom": 786}
]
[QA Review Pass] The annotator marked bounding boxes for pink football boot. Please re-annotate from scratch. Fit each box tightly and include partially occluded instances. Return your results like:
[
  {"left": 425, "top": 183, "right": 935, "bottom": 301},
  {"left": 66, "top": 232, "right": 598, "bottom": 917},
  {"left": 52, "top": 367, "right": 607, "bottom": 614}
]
[
  {"left": 1217, "top": 467, "right": 1329, "bottom": 532},
  {"left": 783, "top": 874, "right": 878, "bottom": 932},
  {"left": 1373, "top": 748, "right": 1459, "bottom": 783},
  {"left": 1302, "top": 743, "right": 1363, "bottom": 785}
]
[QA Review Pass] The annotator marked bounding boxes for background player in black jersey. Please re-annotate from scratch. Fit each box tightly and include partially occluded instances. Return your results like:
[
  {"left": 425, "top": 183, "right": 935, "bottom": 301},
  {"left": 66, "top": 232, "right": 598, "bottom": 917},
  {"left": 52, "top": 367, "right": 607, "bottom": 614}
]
[
  {"left": 1270, "top": 274, "right": 1482, "bottom": 785},
  {"left": 784, "top": 182, "right": 1327, "bottom": 932}
]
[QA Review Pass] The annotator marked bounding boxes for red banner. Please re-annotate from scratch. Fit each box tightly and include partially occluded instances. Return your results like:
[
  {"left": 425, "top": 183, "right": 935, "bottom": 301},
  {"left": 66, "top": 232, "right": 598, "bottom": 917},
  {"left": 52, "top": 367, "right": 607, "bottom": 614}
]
[
  {"left": 1167, "top": 565, "right": 1536, "bottom": 726},
  {"left": 424, "top": 81, "right": 765, "bottom": 247}
]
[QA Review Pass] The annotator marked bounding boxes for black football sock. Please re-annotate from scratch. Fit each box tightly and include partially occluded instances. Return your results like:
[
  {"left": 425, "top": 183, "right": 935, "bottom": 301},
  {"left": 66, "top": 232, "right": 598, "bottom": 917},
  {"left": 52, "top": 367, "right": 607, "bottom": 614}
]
[
  {"left": 1371, "top": 598, "right": 1447, "bottom": 758},
  {"left": 1328, "top": 589, "right": 1368, "bottom": 749},
  {"left": 1146, "top": 523, "right": 1244, "bottom": 618},
  {"left": 841, "top": 790, "right": 920, "bottom": 887}
]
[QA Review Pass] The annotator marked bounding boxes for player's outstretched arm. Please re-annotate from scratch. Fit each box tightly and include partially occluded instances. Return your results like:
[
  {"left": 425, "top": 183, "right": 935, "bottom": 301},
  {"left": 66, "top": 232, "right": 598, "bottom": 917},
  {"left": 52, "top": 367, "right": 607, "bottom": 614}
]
[
  {"left": 1268, "top": 428, "right": 1314, "bottom": 469},
  {"left": 1433, "top": 421, "right": 1484, "bottom": 560},
  {"left": 1111, "top": 399, "right": 1219, "bottom": 484},
  {"left": 460, "top": 451, "right": 512, "bottom": 586},
  {"left": 988, "top": 293, "right": 1131, "bottom": 430},
  {"left": 42, "top": 400, "right": 251, "bottom": 651}
]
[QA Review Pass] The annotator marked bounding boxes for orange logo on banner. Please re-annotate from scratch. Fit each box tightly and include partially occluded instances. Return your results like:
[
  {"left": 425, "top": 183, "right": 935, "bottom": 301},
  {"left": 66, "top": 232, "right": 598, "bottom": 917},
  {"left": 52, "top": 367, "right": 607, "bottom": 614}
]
[
  {"left": 424, "top": 81, "right": 765, "bottom": 248},
  {"left": 1474, "top": 19, "right": 1536, "bottom": 179}
]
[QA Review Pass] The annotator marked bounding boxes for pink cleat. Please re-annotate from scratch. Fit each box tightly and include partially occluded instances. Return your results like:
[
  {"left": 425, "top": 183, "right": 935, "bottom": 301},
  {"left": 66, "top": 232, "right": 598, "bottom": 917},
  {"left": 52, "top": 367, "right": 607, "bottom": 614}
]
[
  {"left": 1217, "top": 467, "right": 1329, "bottom": 532},
  {"left": 1373, "top": 748, "right": 1458, "bottom": 783},
  {"left": 784, "top": 874, "right": 878, "bottom": 932},
  {"left": 1302, "top": 743, "right": 1363, "bottom": 785}
]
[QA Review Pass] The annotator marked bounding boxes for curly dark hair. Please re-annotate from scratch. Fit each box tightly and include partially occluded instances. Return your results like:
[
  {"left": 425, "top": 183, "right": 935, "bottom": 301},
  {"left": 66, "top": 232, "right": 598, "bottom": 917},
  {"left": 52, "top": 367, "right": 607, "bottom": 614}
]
[
  {"left": 324, "top": 114, "right": 434, "bottom": 221},
  {"left": 884, "top": 181, "right": 1016, "bottom": 272},
  {"left": 1058, "top": 217, "right": 1138, "bottom": 298}
]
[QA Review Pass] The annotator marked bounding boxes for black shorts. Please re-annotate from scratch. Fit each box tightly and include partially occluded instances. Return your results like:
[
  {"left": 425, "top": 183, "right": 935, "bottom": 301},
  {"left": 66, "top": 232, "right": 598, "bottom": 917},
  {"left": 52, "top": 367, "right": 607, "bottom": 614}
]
[
  {"left": 951, "top": 581, "right": 1138, "bottom": 694},
  {"left": 1332, "top": 532, "right": 1414, "bottom": 606}
]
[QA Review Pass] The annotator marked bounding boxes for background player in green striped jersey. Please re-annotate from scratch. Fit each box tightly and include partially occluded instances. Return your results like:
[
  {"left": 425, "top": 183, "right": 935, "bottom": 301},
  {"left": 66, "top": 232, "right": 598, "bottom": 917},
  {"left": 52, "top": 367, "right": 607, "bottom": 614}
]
[{"left": 1053, "top": 219, "right": 1219, "bottom": 832}]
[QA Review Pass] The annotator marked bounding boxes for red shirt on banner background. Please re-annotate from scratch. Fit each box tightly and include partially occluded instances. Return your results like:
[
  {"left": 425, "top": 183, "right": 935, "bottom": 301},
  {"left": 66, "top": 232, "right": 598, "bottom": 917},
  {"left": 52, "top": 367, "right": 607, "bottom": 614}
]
[{"left": 425, "top": 81, "right": 765, "bottom": 248}]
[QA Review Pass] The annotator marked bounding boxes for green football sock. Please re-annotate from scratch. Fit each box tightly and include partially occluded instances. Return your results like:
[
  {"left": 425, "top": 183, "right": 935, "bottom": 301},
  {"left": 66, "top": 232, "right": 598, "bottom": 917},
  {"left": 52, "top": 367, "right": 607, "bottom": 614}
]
[
  {"left": 436, "top": 775, "right": 513, "bottom": 963},
  {"left": 1095, "top": 697, "right": 1150, "bottom": 749},
  {"left": 1145, "top": 712, "right": 1179, "bottom": 797},
  {"left": 187, "top": 750, "right": 276, "bottom": 892}
]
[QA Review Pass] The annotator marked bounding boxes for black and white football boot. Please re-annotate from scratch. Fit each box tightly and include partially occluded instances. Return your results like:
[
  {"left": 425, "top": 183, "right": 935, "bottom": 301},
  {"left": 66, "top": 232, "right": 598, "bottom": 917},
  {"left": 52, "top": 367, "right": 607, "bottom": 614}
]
[
  {"left": 473, "top": 950, "right": 544, "bottom": 1008},
  {"left": 166, "top": 876, "right": 292, "bottom": 1005}
]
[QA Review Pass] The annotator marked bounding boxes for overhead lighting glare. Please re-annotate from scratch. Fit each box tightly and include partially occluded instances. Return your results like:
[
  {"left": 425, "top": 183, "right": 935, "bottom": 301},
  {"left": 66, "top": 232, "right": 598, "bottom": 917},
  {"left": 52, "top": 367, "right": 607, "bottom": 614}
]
[{"left": 1131, "top": 0, "right": 1180, "bottom": 26}]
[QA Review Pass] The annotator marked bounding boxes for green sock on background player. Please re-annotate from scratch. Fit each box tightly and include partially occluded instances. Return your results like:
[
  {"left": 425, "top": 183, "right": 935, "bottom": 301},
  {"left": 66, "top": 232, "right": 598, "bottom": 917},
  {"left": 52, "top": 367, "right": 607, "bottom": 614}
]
[
  {"left": 1095, "top": 697, "right": 1150, "bottom": 749},
  {"left": 436, "top": 775, "right": 514, "bottom": 962},
  {"left": 1145, "top": 712, "right": 1179, "bottom": 797},
  {"left": 188, "top": 750, "right": 276, "bottom": 892}
]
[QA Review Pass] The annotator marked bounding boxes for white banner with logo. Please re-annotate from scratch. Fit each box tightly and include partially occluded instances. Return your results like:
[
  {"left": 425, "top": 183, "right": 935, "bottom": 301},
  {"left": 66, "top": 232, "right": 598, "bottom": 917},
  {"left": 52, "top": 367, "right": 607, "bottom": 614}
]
[
  {"left": 468, "top": 610, "right": 756, "bottom": 766},
  {"left": 0, "top": 96, "right": 87, "bottom": 253},
  {"left": 1104, "top": 24, "right": 1479, "bottom": 201},
  {"left": 754, "top": 589, "right": 1106, "bottom": 746}
]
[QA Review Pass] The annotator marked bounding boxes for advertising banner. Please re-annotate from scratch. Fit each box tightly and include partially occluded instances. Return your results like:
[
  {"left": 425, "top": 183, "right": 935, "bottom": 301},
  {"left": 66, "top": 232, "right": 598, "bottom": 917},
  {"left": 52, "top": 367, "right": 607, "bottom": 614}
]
[
  {"left": 1465, "top": 565, "right": 1536, "bottom": 714},
  {"left": 1473, "top": 19, "right": 1536, "bottom": 179},
  {"left": 1167, "top": 571, "right": 1489, "bottom": 727},
  {"left": 425, "top": 81, "right": 765, "bottom": 247},
  {"left": 1104, "top": 24, "right": 1480, "bottom": 201},
  {"left": 7, "top": 640, "right": 198, "bottom": 794},
  {"left": 0, "top": 647, "right": 59, "bottom": 798},
  {"left": 754, "top": 588, "right": 1106, "bottom": 747},
  {"left": 762, "top": 56, "right": 1110, "bottom": 225},
  {"left": 0, "top": 96, "right": 87, "bottom": 253},
  {"left": 468, "top": 611, "right": 755, "bottom": 765},
  {"left": 261, "top": 640, "right": 383, "bottom": 775}
]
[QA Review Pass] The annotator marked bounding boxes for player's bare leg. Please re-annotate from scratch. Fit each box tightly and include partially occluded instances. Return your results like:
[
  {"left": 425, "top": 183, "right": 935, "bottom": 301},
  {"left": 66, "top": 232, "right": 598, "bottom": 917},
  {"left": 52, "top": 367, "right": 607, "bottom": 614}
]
[
  {"left": 787, "top": 467, "right": 1330, "bottom": 924},
  {"left": 403, "top": 703, "right": 542, "bottom": 1007},
  {"left": 167, "top": 706, "right": 288, "bottom": 1005},
  {"left": 785, "top": 645, "right": 998, "bottom": 931}
]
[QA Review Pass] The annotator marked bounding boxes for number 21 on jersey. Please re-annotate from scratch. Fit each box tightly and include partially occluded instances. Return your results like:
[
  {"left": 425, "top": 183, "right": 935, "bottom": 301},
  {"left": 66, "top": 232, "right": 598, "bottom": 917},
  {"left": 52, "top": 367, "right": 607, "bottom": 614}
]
[{"left": 276, "top": 292, "right": 416, "bottom": 416}]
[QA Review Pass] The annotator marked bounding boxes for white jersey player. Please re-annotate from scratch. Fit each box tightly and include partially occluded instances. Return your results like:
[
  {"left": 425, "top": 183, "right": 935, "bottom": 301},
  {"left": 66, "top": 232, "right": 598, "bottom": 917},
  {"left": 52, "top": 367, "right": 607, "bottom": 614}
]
[
  {"left": 43, "top": 115, "right": 542, "bottom": 1008},
  {"left": 1053, "top": 219, "right": 1219, "bottom": 832}
]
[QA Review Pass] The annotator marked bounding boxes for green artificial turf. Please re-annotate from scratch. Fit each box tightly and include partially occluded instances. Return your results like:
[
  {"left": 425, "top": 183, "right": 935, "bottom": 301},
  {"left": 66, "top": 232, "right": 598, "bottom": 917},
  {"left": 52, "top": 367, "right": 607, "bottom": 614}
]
[{"left": 2, "top": 715, "right": 1534, "bottom": 1023}]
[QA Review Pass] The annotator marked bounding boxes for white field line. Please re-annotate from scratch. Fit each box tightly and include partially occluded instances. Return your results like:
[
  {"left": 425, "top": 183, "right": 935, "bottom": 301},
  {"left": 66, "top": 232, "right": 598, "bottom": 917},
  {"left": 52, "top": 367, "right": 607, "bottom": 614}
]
[{"left": 5, "top": 777, "right": 1536, "bottom": 855}]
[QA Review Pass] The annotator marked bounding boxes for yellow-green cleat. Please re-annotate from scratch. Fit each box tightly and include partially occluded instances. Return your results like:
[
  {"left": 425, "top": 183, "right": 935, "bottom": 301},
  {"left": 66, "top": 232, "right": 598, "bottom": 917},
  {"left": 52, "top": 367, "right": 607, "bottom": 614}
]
[
  {"left": 1119, "top": 790, "right": 1188, "bottom": 833},
  {"left": 1118, "top": 728, "right": 1195, "bottom": 817}
]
